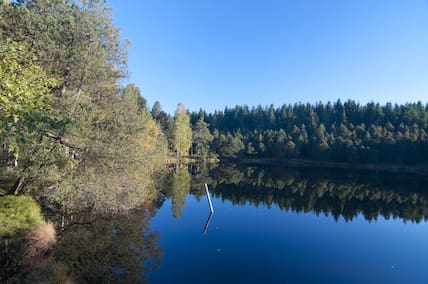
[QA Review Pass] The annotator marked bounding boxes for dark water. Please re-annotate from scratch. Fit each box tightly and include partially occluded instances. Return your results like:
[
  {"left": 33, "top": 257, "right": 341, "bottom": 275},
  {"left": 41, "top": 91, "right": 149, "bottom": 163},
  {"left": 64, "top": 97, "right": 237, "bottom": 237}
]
[{"left": 2, "top": 164, "right": 428, "bottom": 283}]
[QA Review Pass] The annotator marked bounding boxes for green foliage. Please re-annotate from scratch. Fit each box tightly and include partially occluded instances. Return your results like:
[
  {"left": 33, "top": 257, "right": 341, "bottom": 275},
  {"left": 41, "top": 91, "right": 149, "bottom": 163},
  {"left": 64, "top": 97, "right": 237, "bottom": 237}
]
[
  {"left": 171, "top": 103, "right": 192, "bottom": 158},
  {"left": 0, "top": 39, "right": 57, "bottom": 158},
  {"left": 0, "top": 39, "right": 70, "bottom": 195},
  {"left": 151, "top": 101, "right": 171, "bottom": 132},
  {"left": 196, "top": 101, "right": 428, "bottom": 165},
  {"left": 46, "top": 84, "right": 167, "bottom": 213},
  {"left": 0, "top": 0, "right": 168, "bottom": 213},
  {"left": 0, "top": 196, "right": 44, "bottom": 237},
  {"left": 212, "top": 132, "right": 244, "bottom": 156},
  {"left": 192, "top": 118, "right": 213, "bottom": 160},
  {"left": 0, "top": 0, "right": 128, "bottom": 95},
  {"left": 0, "top": 179, "right": 15, "bottom": 195}
]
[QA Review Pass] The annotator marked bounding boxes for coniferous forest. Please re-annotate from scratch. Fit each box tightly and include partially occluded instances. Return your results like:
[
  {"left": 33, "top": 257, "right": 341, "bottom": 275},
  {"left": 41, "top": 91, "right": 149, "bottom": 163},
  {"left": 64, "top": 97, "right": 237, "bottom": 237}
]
[
  {"left": 150, "top": 100, "right": 428, "bottom": 168},
  {"left": 185, "top": 102, "right": 428, "bottom": 167}
]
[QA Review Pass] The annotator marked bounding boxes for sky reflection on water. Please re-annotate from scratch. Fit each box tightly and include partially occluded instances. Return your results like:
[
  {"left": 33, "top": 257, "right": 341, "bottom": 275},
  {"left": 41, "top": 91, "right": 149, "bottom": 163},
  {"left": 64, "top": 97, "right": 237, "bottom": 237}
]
[{"left": 150, "top": 170, "right": 428, "bottom": 284}]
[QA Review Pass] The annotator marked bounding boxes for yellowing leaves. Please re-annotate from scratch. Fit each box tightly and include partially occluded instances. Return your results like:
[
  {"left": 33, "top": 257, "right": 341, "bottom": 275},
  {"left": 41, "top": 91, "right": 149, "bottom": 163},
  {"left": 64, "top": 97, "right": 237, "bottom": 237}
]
[{"left": 138, "top": 116, "right": 159, "bottom": 154}]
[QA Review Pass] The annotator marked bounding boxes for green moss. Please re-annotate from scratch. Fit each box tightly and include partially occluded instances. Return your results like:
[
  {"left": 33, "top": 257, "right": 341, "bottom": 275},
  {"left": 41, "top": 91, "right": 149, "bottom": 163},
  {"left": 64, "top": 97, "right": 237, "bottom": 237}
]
[{"left": 0, "top": 195, "right": 45, "bottom": 237}]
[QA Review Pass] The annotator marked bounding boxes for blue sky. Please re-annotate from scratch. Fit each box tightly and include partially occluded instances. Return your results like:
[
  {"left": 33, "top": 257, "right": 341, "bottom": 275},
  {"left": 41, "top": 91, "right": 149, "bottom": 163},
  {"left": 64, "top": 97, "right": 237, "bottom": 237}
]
[{"left": 110, "top": 0, "right": 428, "bottom": 114}]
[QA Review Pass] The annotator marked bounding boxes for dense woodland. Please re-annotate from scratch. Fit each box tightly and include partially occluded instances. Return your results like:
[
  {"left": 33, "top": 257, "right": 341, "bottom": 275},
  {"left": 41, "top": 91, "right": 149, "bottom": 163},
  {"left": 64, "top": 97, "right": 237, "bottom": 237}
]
[
  {"left": 151, "top": 99, "right": 428, "bottom": 166},
  {"left": 0, "top": 0, "right": 171, "bottom": 212},
  {"left": 2, "top": 1, "right": 428, "bottom": 283},
  {"left": 1, "top": 0, "right": 428, "bottom": 213},
  {"left": 194, "top": 102, "right": 428, "bottom": 165}
]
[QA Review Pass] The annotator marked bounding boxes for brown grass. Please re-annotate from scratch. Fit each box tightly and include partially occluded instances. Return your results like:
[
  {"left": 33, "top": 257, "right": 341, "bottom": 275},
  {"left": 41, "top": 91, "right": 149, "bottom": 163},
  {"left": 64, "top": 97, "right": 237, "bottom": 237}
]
[{"left": 25, "top": 222, "right": 57, "bottom": 258}]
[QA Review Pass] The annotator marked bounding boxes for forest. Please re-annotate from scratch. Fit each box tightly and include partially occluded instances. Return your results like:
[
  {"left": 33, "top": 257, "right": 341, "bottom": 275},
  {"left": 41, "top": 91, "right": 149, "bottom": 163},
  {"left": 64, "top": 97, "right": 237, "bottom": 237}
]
[
  {"left": 148, "top": 99, "right": 428, "bottom": 168},
  {"left": 192, "top": 102, "right": 428, "bottom": 165},
  {"left": 2, "top": 1, "right": 428, "bottom": 283},
  {"left": 2, "top": 0, "right": 428, "bottom": 211},
  {"left": 0, "top": 0, "right": 170, "bottom": 212}
]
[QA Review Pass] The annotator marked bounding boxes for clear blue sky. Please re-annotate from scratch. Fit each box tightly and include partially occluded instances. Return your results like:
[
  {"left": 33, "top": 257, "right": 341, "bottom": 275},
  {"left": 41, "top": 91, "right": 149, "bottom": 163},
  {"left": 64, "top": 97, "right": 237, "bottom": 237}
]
[{"left": 109, "top": 0, "right": 428, "bottom": 114}]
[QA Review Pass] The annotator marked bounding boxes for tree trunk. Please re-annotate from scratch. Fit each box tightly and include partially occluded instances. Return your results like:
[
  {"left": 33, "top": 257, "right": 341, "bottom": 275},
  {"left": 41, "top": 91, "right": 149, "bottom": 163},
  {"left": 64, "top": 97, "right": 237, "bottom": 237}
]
[
  {"left": 61, "top": 85, "right": 67, "bottom": 96},
  {"left": 7, "top": 177, "right": 25, "bottom": 196}
]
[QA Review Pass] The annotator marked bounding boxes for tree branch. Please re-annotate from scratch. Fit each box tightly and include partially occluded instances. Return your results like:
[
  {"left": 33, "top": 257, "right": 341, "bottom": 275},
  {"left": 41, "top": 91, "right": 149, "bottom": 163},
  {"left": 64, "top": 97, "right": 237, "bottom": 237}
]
[{"left": 45, "top": 132, "right": 80, "bottom": 150}]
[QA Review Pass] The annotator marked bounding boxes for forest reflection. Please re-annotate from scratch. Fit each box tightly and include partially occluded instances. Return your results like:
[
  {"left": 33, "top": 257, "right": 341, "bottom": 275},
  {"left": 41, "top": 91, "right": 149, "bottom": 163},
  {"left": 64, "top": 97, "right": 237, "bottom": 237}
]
[
  {"left": 1, "top": 206, "right": 162, "bottom": 283},
  {"left": 165, "top": 164, "right": 428, "bottom": 223},
  {"left": 3, "top": 165, "right": 428, "bottom": 282}
]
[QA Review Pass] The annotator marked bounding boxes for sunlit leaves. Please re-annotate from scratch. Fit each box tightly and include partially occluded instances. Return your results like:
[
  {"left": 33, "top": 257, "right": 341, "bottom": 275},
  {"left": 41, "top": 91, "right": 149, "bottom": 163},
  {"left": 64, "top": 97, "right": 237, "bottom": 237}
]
[
  {"left": 0, "top": 39, "right": 57, "bottom": 157},
  {"left": 171, "top": 103, "right": 192, "bottom": 158}
]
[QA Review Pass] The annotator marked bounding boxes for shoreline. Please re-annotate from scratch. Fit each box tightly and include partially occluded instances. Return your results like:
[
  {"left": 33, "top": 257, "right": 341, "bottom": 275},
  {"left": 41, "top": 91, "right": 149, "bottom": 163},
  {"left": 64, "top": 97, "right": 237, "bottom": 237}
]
[
  {"left": 164, "top": 155, "right": 428, "bottom": 176},
  {"left": 225, "top": 157, "right": 428, "bottom": 176}
]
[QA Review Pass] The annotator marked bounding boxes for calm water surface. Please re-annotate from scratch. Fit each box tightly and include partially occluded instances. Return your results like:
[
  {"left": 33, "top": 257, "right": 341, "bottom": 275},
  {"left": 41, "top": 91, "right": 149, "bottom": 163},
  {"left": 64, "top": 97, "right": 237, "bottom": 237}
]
[
  {"left": 149, "top": 165, "right": 428, "bottom": 284},
  {"left": 2, "top": 164, "right": 428, "bottom": 283}
]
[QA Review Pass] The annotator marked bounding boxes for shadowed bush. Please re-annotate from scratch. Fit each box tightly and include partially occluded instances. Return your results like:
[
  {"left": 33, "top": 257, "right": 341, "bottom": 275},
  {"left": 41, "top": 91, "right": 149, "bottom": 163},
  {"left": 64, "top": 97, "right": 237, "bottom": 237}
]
[{"left": 26, "top": 261, "right": 75, "bottom": 284}]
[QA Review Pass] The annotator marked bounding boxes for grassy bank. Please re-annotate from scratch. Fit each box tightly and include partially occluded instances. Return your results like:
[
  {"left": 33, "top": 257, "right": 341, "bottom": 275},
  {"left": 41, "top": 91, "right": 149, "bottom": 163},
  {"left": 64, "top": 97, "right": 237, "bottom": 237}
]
[{"left": 0, "top": 196, "right": 45, "bottom": 237}]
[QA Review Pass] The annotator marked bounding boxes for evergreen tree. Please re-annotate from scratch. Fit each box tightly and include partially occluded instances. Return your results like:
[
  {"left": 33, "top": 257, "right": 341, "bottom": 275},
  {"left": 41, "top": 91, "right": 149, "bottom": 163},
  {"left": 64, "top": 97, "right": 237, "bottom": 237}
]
[
  {"left": 192, "top": 118, "right": 214, "bottom": 160},
  {"left": 202, "top": 101, "right": 428, "bottom": 166}
]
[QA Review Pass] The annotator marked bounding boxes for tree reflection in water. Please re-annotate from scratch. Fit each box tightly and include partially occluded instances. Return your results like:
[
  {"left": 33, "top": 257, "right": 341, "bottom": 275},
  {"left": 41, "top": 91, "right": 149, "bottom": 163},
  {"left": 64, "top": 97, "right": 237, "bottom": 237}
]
[
  {"left": 189, "top": 164, "right": 428, "bottom": 223},
  {"left": 3, "top": 164, "right": 428, "bottom": 282},
  {"left": 1, "top": 206, "right": 162, "bottom": 283},
  {"left": 160, "top": 166, "right": 192, "bottom": 219},
  {"left": 55, "top": 207, "right": 162, "bottom": 283}
]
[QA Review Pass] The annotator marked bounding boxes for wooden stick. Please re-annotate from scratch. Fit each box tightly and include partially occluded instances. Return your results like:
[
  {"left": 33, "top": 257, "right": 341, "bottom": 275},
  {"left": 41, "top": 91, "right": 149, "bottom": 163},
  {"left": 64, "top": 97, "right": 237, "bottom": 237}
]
[{"left": 205, "top": 183, "right": 214, "bottom": 213}]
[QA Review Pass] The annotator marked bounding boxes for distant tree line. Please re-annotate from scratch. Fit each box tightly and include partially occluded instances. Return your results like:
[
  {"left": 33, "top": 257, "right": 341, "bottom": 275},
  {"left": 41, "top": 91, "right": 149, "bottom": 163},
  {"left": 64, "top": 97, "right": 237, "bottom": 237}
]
[{"left": 186, "top": 101, "right": 428, "bottom": 165}]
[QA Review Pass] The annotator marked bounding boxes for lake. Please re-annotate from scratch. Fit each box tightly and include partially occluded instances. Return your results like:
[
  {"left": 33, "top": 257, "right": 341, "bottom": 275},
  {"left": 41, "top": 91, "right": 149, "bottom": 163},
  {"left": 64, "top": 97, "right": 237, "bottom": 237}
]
[
  {"left": 149, "top": 164, "right": 428, "bottom": 284},
  {"left": 2, "top": 164, "right": 428, "bottom": 283}
]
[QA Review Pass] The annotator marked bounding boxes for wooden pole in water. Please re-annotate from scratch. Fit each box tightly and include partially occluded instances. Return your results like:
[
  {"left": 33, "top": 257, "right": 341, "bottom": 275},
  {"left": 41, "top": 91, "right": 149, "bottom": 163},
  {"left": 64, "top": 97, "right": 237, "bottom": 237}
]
[
  {"left": 202, "top": 212, "right": 214, "bottom": 235},
  {"left": 205, "top": 183, "right": 214, "bottom": 213}
]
